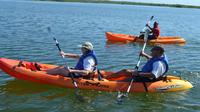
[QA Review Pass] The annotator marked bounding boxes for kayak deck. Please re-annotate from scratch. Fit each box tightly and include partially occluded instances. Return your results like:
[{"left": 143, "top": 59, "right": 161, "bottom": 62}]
[
  {"left": 0, "top": 58, "right": 193, "bottom": 93},
  {"left": 106, "top": 32, "right": 186, "bottom": 44}
]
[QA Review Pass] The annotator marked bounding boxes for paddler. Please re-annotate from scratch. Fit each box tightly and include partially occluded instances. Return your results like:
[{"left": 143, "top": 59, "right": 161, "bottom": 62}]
[
  {"left": 107, "top": 46, "right": 168, "bottom": 82},
  {"left": 147, "top": 21, "right": 160, "bottom": 39},
  {"left": 139, "top": 21, "right": 160, "bottom": 40},
  {"left": 47, "top": 42, "right": 98, "bottom": 78}
]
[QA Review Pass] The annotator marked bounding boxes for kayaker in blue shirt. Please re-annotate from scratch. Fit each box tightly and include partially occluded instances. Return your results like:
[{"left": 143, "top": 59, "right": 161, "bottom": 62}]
[
  {"left": 107, "top": 46, "right": 168, "bottom": 81},
  {"left": 47, "top": 42, "right": 98, "bottom": 78}
]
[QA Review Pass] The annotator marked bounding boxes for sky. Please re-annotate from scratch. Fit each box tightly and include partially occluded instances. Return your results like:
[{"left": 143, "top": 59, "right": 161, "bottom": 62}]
[
  {"left": 112, "top": 0, "right": 200, "bottom": 6},
  {"left": 1, "top": 0, "right": 200, "bottom": 6}
]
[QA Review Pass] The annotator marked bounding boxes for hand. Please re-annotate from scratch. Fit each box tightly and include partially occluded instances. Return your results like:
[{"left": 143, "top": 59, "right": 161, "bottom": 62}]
[
  {"left": 65, "top": 66, "right": 72, "bottom": 73},
  {"left": 140, "top": 51, "right": 145, "bottom": 57},
  {"left": 132, "top": 70, "right": 139, "bottom": 77},
  {"left": 60, "top": 51, "right": 65, "bottom": 57}
]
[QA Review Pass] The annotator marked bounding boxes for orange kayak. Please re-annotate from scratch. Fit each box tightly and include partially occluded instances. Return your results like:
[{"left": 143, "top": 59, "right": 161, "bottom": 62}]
[
  {"left": 0, "top": 58, "right": 193, "bottom": 93},
  {"left": 106, "top": 32, "right": 186, "bottom": 44}
]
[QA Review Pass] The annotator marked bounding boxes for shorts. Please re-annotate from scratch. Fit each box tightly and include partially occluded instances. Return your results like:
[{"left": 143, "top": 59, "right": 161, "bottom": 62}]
[
  {"left": 67, "top": 73, "right": 82, "bottom": 78},
  {"left": 133, "top": 71, "right": 155, "bottom": 82},
  {"left": 148, "top": 35, "right": 156, "bottom": 40},
  {"left": 138, "top": 34, "right": 156, "bottom": 40},
  {"left": 133, "top": 76, "right": 154, "bottom": 82}
]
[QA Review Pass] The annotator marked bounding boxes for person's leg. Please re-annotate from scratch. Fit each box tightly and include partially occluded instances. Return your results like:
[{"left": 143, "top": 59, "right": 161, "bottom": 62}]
[
  {"left": 46, "top": 66, "right": 70, "bottom": 76},
  {"left": 138, "top": 34, "right": 144, "bottom": 39},
  {"left": 118, "top": 70, "right": 141, "bottom": 81},
  {"left": 106, "top": 69, "right": 136, "bottom": 79},
  {"left": 148, "top": 35, "right": 154, "bottom": 40}
]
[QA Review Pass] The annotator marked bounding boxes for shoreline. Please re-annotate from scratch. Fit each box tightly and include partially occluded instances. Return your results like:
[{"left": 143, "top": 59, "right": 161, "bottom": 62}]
[{"left": 38, "top": 0, "right": 200, "bottom": 9}]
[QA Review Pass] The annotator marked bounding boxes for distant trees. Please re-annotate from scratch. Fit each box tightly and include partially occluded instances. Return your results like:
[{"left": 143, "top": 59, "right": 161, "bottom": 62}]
[{"left": 39, "top": 0, "right": 200, "bottom": 9}]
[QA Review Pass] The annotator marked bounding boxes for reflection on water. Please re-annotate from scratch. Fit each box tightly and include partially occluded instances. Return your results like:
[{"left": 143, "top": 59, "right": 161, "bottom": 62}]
[{"left": 0, "top": 79, "right": 56, "bottom": 95}]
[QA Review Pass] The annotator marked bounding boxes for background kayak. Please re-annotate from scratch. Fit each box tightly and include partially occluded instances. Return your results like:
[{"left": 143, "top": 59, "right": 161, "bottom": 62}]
[
  {"left": 0, "top": 58, "right": 193, "bottom": 93},
  {"left": 106, "top": 32, "right": 186, "bottom": 44}
]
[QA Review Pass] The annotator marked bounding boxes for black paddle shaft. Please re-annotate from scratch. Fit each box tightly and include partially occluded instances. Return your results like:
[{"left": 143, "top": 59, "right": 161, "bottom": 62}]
[
  {"left": 53, "top": 38, "right": 62, "bottom": 52},
  {"left": 47, "top": 27, "right": 84, "bottom": 101},
  {"left": 48, "top": 27, "right": 62, "bottom": 52},
  {"left": 52, "top": 37, "right": 78, "bottom": 88}
]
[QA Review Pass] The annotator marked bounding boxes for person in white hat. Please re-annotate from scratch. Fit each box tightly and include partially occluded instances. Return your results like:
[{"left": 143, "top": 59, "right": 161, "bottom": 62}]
[{"left": 47, "top": 42, "right": 98, "bottom": 78}]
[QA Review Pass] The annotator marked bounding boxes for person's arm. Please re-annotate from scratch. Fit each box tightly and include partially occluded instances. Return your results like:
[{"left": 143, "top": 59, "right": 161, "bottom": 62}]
[
  {"left": 146, "top": 24, "right": 153, "bottom": 31},
  {"left": 60, "top": 51, "right": 80, "bottom": 59},
  {"left": 140, "top": 51, "right": 152, "bottom": 60},
  {"left": 65, "top": 56, "right": 95, "bottom": 76}
]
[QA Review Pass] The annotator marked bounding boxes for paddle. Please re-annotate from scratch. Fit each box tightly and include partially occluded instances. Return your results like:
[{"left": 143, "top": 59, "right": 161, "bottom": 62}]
[
  {"left": 135, "top": 16, "right": 154, "bottom": 69},
  {"left": 47, "top": 27, "right": 84, "bottom": 102},
  {"left": 117, "top": 16, "right": 153, "bottom": 104}
]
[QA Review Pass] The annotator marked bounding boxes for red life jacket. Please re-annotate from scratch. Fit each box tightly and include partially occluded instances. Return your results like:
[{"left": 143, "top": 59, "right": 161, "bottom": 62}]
[{"left": 153, "top": 27, "right": 160, "bottom": 38}]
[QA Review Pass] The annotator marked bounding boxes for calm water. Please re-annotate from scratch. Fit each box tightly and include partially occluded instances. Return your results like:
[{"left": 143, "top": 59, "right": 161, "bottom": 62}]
[{"left": 0, "top": 1, "right": 200, "bottom": 112}]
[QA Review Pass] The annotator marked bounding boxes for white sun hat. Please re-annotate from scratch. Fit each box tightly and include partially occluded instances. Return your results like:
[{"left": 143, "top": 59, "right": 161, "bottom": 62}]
[{"left": 79, "top": 42, "right": 93, "bottom": 50}]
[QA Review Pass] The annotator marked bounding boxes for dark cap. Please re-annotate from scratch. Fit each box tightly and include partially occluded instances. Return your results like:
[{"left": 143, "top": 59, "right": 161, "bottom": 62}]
[
  {"left": 151, "top": 46, "right": 165, "bottom": 54},
  {"left": 154, "top": 21, "right": 158, "bottom": 24}
]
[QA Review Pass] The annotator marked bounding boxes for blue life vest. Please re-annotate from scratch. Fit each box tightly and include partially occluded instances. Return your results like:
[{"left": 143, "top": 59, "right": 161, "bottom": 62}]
[
  {"left": 141, "top": 55, "right": 169, "bottom": 77},
  {"left": 75, "top": 50, "right": 98, "bottom": 71}
]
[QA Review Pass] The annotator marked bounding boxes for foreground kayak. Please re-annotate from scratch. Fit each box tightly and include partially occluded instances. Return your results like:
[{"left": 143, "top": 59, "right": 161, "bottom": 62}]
[
  {"left": 0, "top": 58, "right": 193, "bottom": 93},
  {"left": 106, "top": 32, "right": 186, "bottom": 44}
]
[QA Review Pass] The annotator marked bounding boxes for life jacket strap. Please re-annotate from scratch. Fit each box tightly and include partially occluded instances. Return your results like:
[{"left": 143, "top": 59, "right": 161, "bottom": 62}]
[{"left": 142, "top": 81, "right": 148, "bottom": 92}]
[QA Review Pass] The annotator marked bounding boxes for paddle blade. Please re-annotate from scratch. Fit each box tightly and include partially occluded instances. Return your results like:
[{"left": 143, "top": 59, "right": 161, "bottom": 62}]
[
  {"left": 146, "top": 16, "right": 154, "bottom": 26},
  {"left": 47, "top": 27, "right": 51, "bottom": 33},
  {"left": 116, "top": 91, "right": 127, "bottom": 105},
  {"left": 74, "top": 88, "right": 85, "bottom": 102},
  {"left": 53, "top": 37, "right": 57, "bottom": 42},
  {"left": 150, "top": 16, "right": 154, "bottom": 21}
]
